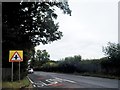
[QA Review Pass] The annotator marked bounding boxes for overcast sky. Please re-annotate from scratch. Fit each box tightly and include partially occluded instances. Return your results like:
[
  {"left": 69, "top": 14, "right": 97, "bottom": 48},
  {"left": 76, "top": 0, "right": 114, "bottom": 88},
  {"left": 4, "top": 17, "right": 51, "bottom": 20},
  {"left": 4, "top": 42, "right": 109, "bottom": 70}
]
[{"left": 35, "top": 0, "right": 118, "bottom": 60}]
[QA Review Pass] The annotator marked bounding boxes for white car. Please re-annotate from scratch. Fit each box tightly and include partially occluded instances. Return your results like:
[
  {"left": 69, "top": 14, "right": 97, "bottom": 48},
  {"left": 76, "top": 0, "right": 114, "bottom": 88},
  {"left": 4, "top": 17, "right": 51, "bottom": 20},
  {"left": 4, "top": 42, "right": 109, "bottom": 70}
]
[{"left": 28, "top": 68, "right": 34, "bottom": 73}]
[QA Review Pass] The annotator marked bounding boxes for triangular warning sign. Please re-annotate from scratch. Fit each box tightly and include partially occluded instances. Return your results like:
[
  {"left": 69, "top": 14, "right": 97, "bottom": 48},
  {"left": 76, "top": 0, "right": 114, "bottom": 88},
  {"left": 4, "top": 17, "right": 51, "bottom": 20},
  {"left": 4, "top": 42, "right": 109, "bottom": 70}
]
[
  {"left": 10, "top": 51, "right": 22, "bottom": 61},
  {"left": 9, "top": 50, "right": 23, "bottom": 62}
]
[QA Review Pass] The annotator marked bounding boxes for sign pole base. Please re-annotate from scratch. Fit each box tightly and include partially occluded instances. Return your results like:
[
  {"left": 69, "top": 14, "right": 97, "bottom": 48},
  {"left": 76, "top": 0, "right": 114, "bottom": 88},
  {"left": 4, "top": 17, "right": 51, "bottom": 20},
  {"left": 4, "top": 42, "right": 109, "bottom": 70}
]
[
  {"left": 11, "top": 62, "right": 13, "bottom": 82},
  {"left": 19, "top": 62, "right": 20, "bottom": 82}
]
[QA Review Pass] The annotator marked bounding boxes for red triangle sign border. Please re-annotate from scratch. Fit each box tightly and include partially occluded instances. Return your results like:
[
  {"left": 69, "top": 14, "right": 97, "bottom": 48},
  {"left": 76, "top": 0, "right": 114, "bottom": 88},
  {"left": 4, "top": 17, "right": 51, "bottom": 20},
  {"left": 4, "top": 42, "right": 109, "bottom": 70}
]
[{"left": 10, "top": 51, "right": 23, "bottom": 62}]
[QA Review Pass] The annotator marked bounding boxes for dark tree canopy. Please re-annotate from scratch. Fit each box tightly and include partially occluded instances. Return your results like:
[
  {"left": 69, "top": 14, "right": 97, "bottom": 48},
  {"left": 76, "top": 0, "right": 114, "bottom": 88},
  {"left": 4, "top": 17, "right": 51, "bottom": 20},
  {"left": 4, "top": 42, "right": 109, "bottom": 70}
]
[
  {"left": 102, "top": 42, "right": 120, "bottom": 75},
  {"left": 103, "top": 42, "right": 120, "bottom": 61},
  {"left": 3, "top": 2, "right": 71, "bottom": 47},
  {"left": 2, "top": 2, "right": 71, "bottom": 80},
  {"left": 3, "top": 2, "right": 71, "bottom": 60},
  {"left": 36, "top": 49, "right": 50, "bottom": 61}
]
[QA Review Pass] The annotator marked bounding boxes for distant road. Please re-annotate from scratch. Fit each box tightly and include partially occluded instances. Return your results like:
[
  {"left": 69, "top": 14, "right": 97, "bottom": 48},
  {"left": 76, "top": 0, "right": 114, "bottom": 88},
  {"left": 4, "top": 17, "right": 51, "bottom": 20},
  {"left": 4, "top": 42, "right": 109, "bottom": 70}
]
[{"left": 28, "top": 71, "right": 119, "bottom": 89}]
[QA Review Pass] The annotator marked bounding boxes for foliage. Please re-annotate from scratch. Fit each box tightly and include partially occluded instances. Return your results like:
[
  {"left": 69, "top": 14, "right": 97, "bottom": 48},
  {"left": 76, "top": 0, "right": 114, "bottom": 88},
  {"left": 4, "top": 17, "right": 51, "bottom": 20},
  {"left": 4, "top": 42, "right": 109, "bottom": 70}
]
[
  {"left": 36, "top": 49, "right": 50, "bottom": 61},
  {"left": 41, "top": 61, "right": 58, "bottom": 72},
  {"left": 31, "top": 49, "right": 50, "bottom": 69},
  {"left": 77, "top": 59, "right": 101, "bottom": 73},
  {"left": 2, "top": 2, "right": 71, "bottom": 80},
  {"left": 33, "top": 55, "right": 82, "bottom": 73},
  {"left": 57, "top": 55, "right": 81, "bottom": 73},
  {"left": 102, "top": 42, "right": 120, "bottom": 75},
  {"left": 2, "top": 77, "right": 30, "bottom": 88},
  {"left": 3, "top": 2, "right": 71, "bottom": 46},
  {"left": 34, "top": 50, "right": 119, "bottom": 77},
  {"left": 103, "top": 42, "right": 120, "bottom": 61}
]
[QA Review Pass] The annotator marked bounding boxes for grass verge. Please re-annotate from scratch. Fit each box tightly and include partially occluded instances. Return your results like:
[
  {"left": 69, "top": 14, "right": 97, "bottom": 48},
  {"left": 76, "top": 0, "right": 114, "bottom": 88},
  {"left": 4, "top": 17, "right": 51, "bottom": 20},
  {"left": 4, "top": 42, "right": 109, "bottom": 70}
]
[{"left": 2, "top": 77, "right": 30, "bottom": 89}]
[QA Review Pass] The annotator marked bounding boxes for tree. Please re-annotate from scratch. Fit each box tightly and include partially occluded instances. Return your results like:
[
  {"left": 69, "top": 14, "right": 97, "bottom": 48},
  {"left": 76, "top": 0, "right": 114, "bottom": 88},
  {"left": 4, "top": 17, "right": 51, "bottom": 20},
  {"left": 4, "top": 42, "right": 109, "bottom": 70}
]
[
  {"left": 103, "top": 42, "right": 120, "bottom": 60},
  {"left": 31, "top": 49, "right": 50, "bottom": 70},
  {"left": 74, "top": 55, "right": 81, "bottom": 62},
  {"left": 36, "top": 49, "right": 50, "bottom": 61},
  {"left": 3, "top": 2, "right": 71, "bottom": 46},
  {"left": 36, "top": 50, "right": 42, "bottom": 61},
  {"left": 57, "top": 55, "right": 82, "bottom": 73},
  {"left": 2, "top": 2, "right": 71, "bottom": 80},
  {"left": 102, "top": 42, "right": 120, "bottom": 75}
]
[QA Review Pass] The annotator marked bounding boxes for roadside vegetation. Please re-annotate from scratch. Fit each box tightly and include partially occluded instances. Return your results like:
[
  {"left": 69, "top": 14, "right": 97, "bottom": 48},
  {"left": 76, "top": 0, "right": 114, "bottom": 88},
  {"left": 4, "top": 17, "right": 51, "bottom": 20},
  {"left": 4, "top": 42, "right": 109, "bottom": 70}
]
[
  {"left": 3, "top": 1, "right": 119, "bottom": 85},
  {"left": 31, "top": 42, "right": 120, "bottom": 79},
  {"left": 2, "top": 2, "right": 71, "bottom": 82},
  {"left": 2, "top": 77, "right": 30, "bottom": 88}
]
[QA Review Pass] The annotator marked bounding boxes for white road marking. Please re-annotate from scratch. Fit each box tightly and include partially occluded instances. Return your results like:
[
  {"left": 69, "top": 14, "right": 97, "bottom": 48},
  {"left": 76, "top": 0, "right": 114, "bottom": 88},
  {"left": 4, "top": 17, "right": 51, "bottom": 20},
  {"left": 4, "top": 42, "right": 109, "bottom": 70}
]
[
  {"left": 54, "top": 77, "right": 76, "bottom": 84},
  {"left": 39, "top": 81, "right": 48, "bottom": 86},
  {"left": 33, "top": 85, "right": 36, "bottom": 87},
  {"left": 27, "top": 76, "right": 34, "bottom": 84},
  {"left": 27, "top": 76, "right": 76, "bottom": 88},
  {"left": 46, "top": 79, "right": 58, "bottom": 85},
  {"left": 62, "top": 79, "right": 76, "bottom": 83},
  {"left": 27, "top": 76, "right": 37, "bottom": 87},
  {"left": 35, "top": 81, "right": 47, "bottom": 87}
]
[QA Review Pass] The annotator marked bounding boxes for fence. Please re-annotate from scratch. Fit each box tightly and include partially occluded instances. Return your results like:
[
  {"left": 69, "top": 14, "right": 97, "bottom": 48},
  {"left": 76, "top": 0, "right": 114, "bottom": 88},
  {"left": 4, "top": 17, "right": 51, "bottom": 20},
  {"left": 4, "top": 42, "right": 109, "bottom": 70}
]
[{"left": 2, "top": 68, "right": 11, "bottom": 81}]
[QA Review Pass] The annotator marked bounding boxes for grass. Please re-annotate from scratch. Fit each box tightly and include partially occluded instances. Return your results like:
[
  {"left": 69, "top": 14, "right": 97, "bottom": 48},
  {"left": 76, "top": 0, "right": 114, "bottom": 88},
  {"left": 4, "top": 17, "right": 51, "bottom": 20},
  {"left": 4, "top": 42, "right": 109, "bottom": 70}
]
[{"left": 2, "top": 77, "right": 30, "bottom": 89}]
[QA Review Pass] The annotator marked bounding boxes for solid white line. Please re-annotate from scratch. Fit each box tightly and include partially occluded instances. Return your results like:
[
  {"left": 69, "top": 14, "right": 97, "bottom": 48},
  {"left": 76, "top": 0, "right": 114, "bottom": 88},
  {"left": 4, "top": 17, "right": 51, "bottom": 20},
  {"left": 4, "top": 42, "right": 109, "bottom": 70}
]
[
  {"left": 27, "top": 76, "right": 37, "bottom": 87},
  {"left": 27, "top": 76, "right": 34, "bottom": 84}
]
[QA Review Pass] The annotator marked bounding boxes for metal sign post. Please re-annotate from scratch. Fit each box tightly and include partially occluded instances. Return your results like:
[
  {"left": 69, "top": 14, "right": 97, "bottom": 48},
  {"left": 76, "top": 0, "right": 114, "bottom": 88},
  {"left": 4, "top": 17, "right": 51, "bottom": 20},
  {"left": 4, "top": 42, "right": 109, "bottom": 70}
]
[
  {"left": 19, "top": 62, "right": 20, "bottom": 82},
  {"left": 9, "top": 50, "right": 23, "bottom": 82},
  {"left": 11, "top": 62, "right": 13, "bottom": 82}
]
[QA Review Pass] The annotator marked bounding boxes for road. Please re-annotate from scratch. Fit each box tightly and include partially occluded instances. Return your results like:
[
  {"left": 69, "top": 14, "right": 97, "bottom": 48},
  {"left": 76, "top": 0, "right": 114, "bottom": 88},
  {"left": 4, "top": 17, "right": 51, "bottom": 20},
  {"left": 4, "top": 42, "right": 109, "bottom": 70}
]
[{"left": 28, "top": 71, "right": 119, "bottom": 89}]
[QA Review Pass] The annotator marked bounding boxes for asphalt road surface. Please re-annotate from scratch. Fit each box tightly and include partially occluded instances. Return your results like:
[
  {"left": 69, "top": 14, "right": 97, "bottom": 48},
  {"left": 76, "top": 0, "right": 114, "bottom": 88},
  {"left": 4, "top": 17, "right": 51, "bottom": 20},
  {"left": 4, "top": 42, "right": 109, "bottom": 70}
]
[{"left": 28, "top": 71, "right": 119, "bottom": 89}]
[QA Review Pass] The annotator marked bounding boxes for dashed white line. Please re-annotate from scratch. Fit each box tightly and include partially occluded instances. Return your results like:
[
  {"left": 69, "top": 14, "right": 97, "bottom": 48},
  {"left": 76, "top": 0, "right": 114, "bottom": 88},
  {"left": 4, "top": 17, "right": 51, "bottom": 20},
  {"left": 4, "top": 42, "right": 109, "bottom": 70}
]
[
  {"left": 62, "top": 79, "right": 76, "bottom": 83},
  {"left": 33, "top": 85, "right": 36, "bottom": 87}
]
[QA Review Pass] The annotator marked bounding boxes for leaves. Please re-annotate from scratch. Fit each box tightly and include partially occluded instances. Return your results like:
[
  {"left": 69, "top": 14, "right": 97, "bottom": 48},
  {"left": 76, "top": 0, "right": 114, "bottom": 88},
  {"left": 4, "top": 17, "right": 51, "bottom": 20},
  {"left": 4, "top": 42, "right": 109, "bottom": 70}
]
[
  {"left": 3, "top": 2, "right": 71, "bottom": 46},
  {"left": 2, "top": 2, "right": 71, "bottom": 80},
  {"left": 103, "top": 42, "right": 120, "bottom": 60},
  {"left": 36, "top": 50, "right": 50, "bottom": 61}
]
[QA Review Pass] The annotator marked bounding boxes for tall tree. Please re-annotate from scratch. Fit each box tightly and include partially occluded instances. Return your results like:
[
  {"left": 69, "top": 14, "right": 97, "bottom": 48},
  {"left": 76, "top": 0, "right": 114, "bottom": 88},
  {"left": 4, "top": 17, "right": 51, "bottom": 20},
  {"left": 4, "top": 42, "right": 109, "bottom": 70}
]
[
  {"left": 3, "top": 2, "right": 71, "bottom": 46},
  {"left": 36, "top": 50, "right": 50, "bottom": 61},
  {"left": 103, "top": 42, "right": 120, "bottom": 60},
  {"left": 2, "top": 2, "right": 71, "bottom": 80},
  {"left": 102, "top": 42, "right": 120, "bottom": 75}
]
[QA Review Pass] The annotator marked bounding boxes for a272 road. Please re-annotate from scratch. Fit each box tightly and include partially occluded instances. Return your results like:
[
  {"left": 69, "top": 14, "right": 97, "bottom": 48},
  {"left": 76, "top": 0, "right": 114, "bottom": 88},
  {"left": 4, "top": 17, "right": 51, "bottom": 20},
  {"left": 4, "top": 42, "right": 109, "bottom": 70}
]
[{"left": 28, "top": 71, "right": 119, "bottom": 89}]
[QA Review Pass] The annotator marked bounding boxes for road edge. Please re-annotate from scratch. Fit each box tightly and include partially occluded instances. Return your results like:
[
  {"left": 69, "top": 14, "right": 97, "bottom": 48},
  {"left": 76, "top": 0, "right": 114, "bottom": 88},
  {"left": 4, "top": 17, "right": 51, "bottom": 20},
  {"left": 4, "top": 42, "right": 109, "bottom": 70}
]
[{"left": 27, "top": 76, "right": 36, "bottom": 88}]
